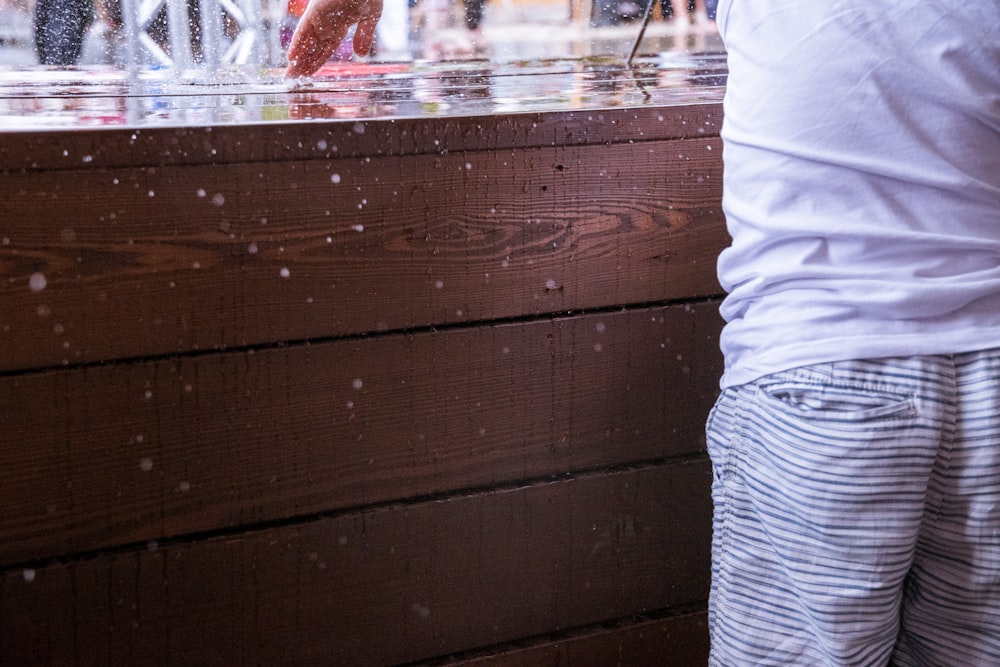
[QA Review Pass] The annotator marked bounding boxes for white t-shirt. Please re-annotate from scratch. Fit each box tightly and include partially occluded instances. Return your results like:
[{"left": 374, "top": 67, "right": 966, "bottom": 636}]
[{"left": 715, "top": 0, "right": 1000, "bottom": 388}]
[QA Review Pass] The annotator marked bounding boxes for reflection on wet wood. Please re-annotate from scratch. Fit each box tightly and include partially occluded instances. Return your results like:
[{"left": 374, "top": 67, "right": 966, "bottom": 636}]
[
  {"left": 0, "top": 59, "right": 725, "bottom": 665},
  {"left": 0, "top": 55, "right": 726, "bottom": 134}
]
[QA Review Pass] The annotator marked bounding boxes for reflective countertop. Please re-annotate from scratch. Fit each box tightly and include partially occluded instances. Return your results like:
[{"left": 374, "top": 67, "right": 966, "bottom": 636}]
[{"left": 0, "top": 53, "right": 726, "bottom": 131}]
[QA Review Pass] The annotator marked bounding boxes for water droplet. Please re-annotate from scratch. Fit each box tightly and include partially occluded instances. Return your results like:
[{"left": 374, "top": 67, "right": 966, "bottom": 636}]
[
  {"left": 28, "top": 272, "right": 47, "bottom": 292},
  {"left": 352, "top": 378, "right": 364, "bottom": 390},
  {"left": 279, "top": 267, "right": 290, "bottom": 278},
  {"left": 247, "top": 243, "right": 258, "bottom": 254},
  {"left": 178, "top": 481, "right": 191, "bottom": 493},
  {"left": 197, "top": 189, "right": 206, "bottom": 197},
  {"left": 22, "top": 569, "right": 36, "bottom": 583},
  {"left": 331, "top": 174, "right": 341, "bottom": 184},
  {"left": 435, "top": 280, "right": 444, "bottom": 289},
  {"left": 212, "top": 193, "right": 225, "bottom": 206},
  {"left": 595, "top": 322, "right": 606, "bottom": 333},
  {"left": 139, "top": 458, "right": 154, "bottom": 472}
]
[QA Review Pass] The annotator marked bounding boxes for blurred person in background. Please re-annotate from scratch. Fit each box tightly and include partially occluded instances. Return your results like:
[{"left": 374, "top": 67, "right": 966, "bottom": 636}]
[
  {"left": 659, "top": 0, "right": 715, "bottom": 30},
  {"left": 33, "top": 0, "right": 94, "bottom": 64}
]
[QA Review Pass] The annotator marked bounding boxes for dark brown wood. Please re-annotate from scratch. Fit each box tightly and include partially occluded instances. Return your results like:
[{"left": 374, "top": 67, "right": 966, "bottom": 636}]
[
  {"left": 0, "top": 461, "right": 711, "bottom": 666},
  {"left": 0, "top": 60, "right": 726, "bottom": 665},
  {"left": 0, "top": 302, "right": 722, "bottom": 567},
  {"left": 0, "top": 104, "right": 723, "bottom": 172},
  {"left": 448, "top": 611, "right": 709, "bottom": 666},
  {"left": 0, "top": 137, "right": 724, "bottom": 372}
]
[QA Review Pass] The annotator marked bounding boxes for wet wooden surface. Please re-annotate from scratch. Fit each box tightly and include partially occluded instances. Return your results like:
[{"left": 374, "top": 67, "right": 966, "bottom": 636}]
[
  {"left": 0, "top": 57, "right": 725, "bottom": 665},
  {"left": 0, "top": 55, "right": 725, "bottom": 135}
]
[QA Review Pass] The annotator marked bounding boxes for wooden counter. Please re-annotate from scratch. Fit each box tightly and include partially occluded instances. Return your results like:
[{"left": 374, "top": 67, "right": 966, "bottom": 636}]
[{"left": 0, "top": 55, "right": 726, "bottom": 665}]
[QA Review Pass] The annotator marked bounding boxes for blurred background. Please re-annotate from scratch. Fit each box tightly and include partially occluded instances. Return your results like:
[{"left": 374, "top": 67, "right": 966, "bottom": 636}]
[{"left": 0, "top": 0, "right": 720, "bottom": 68}]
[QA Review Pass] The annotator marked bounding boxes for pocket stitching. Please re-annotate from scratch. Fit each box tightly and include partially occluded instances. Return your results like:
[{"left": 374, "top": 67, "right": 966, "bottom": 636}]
[{"left": 756, "top": 383, "right": 916, "bottom": 422}]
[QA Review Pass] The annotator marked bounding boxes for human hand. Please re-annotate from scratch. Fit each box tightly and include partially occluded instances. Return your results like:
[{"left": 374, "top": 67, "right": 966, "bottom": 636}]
[{"left": 285, "top": 0, "right": 385, "bottom": 77}]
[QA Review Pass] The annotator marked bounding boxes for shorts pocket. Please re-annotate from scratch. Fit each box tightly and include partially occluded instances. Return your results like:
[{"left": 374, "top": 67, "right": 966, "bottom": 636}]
[{"left": 757, "top": 382, "right": 916, "bottom": 423}]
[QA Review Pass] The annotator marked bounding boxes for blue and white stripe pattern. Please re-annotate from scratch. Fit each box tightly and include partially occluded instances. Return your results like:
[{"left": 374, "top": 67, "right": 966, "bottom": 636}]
[{"left": 706, "top": 352, "right": 1000, "bottom": 665}]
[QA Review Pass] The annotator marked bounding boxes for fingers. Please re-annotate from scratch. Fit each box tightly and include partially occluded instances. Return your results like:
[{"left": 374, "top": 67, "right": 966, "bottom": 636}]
[
  {"left": 284, "top": 0, "right": 385, "bottom": 77},
  {"left": 353, "top": 18, "right": 379, "bottom": 57},
  {"left": 285, "top": 22, "right": 347, "bottom": 77}
]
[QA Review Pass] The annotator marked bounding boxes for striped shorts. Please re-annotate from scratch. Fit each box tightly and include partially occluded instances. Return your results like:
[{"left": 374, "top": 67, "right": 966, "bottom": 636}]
[{"left": 706, "top": 352, "right": 1000, "bottom": 666}]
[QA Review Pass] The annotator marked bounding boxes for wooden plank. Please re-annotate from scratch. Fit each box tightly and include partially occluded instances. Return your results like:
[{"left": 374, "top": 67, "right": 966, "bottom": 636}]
[
  {"left": 0, "top": 137, "right": 725, "bottom": 371},
  {"left": 0, "top": 302, "right": 722, "bottom": 566},
  {"left": 0, "top": 104, "right": 722, "bottom": 172},
  {"left": 0, "top": 461, "right": 711, "bottom": 666},
  {"left": 444, "top": 611, "right": 709, "bottom": 666}
]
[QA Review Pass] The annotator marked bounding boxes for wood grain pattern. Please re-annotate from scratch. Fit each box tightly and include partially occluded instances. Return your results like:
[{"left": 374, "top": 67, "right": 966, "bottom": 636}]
[
  {"left": 1, "top": 90, "right": 726, "bottom": 665},
  {"left": 0, "top": 302, "right": 721, "bottom": 567},
  {"left": 0, "top": 138, "right": 724, "bottom": 372},
  {"left": 0, "top": 461, "right": 711, "bottom": 666}
]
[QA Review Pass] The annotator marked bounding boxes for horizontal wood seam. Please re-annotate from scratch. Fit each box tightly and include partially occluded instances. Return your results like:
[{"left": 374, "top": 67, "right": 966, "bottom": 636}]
[
  {"left": 406, "top": 603, "right": 709, "bottom": 667},
  {"left": 0, "top": 453, "right": 708, "bottom": 574},
  {"left": 0, "top": 295, "right": 724, "bottom": 379}
]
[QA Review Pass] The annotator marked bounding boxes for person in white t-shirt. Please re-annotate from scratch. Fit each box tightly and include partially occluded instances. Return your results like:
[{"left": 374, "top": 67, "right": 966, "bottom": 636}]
[
  {"left": 709, "top": 1, "right": 1000, "bottom": 664},
  {"left": 284, "top": 1, "right": 1000, "bottom": 663}
]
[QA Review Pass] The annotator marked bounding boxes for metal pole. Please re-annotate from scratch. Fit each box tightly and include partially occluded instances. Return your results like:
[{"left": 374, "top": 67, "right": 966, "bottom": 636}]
[
  {"left": 627, "top": 0, "right": 654, "bottom": 65},
  {"left": 166, "top": 0, "right": 194, "bottom": 67},
  {"left": 199, "top": 0, "right": 224, "bottom": 66},
  {"left": 120, "top": 0, "right": 141, "bottom": 67}
]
